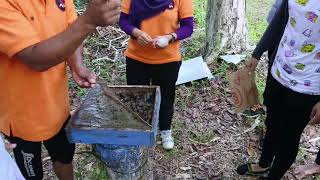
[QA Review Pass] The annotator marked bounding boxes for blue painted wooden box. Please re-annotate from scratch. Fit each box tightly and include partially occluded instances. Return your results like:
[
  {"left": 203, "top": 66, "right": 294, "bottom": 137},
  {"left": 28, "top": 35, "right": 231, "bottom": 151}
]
[{"left": 66, "top": 84, "right": 161, "bottom": 147}]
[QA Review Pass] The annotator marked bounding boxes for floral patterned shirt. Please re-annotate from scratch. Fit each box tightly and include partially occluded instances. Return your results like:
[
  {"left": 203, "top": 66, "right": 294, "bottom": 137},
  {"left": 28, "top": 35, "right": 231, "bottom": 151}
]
[{"left": 271, "top": 0, "right": 320, "bottom": 95}]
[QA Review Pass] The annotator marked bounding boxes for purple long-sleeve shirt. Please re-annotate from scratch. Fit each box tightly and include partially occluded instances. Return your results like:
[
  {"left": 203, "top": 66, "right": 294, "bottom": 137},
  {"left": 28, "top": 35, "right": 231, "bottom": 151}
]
[{"left": 119, "top": 12, "right": 194, "bottom": 40}]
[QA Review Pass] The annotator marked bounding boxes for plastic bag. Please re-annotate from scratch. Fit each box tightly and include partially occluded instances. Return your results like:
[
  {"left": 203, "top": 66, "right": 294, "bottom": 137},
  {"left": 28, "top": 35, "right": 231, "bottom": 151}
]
[
  {"left": 229, "top": 67, "right": 260, "bottom": 112},
  {"left": 0, "top": 137, "right": 25, "bottom": 180}
]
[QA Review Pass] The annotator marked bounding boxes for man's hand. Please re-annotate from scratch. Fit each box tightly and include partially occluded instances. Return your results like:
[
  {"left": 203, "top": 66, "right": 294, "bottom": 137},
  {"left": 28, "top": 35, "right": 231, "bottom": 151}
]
[
  {"left": 246, "top": 57, "right": 259, "bottom": 72},
  {"left": 310, "top": 102, "right": 320, "bottom": 124},
  {"left": 132, "top": 29, "right": 152, "bottom": 46},
  {"left": 71, "top": 66, "right": 97, "bottom": 88},
  {"left": 80, "top": 0, "right": 121, "bottom": 29}
]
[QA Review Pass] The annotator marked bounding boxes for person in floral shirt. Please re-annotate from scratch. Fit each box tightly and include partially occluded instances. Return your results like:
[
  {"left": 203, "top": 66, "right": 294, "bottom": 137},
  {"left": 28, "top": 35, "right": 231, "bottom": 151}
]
[{"left": 237, "top": 0, "right": 320, "bottom": 179}]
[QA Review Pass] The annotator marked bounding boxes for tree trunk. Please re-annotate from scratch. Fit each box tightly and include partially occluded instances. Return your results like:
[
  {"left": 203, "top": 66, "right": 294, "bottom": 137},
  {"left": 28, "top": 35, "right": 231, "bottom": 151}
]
[{"left": 203, "top": 0, "right": 248, "bottom": 62}]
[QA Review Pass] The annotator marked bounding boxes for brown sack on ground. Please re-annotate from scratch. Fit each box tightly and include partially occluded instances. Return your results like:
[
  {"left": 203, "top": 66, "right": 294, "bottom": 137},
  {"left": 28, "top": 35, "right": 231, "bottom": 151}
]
[{"left": 229, "top": 66, "right": 260, "bottom": 112}]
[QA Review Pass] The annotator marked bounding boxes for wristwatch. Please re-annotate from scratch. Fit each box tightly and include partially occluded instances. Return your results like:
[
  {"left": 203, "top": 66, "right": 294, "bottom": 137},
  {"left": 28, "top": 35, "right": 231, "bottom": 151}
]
[{"left": 169, "top": 33, "right": 176, "bottom": 43}]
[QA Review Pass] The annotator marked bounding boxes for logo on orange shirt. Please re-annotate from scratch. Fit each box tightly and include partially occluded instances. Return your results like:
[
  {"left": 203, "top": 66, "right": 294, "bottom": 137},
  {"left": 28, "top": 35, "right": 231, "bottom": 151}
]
[
  {"left": 168, "top": 1, "right": 175, "bottom": 9},
  {"left": 56, "top": 0, "right": 66, "bottom": 11}
]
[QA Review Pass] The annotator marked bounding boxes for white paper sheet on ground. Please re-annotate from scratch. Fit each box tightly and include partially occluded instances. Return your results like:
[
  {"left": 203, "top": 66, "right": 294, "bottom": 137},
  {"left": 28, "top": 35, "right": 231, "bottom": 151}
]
[
  {"left": 220, "top": 54, "right": 246, "bottom": 64},
  {"left": 0, "top": 137, "right": 25, "bottom": 180},
  {"left": 176, "top": 56, "right": 214, "bottom": 85}
]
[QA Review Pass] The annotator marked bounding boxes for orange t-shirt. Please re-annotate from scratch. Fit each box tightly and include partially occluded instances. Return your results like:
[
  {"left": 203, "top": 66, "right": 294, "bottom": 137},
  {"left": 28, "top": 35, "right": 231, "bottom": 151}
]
[
  {"left": 0, "top": 0, "right": 77, "bottom": 141},
  {"left": 121, "top": 0, "right": 194, "bottom": 64}
]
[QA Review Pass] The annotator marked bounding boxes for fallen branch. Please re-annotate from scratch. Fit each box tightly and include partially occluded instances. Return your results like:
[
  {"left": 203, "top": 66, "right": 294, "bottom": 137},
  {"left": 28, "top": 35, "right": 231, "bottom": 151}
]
[
  {"left": 108, "top": 35, "right": 125, "bottom": 49},
  {"left": 300, "top": 147, "right": 318, "bottom": 153},
  {"left": 93, "top": 56, "right": 115, "bottom": 62},
  {"left": 234, "top": 116, "right": 261, "bottom": 137},
  {"left": 188, "top": 137, "right": 220, "bottom": 146},
  {"left": 308, "top": 137, "right": 320, "bottom": 143}
]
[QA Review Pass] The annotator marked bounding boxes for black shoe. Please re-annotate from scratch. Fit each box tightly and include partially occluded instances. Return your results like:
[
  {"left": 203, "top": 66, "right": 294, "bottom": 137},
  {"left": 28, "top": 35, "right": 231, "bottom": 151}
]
[{"left": 236, "top": 163, "right": 269, "bottom": 176}]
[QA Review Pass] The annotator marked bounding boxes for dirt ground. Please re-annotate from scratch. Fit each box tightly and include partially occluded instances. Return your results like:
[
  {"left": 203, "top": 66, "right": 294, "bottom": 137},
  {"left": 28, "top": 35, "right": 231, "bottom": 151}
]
[
  {"left": 37, "top": 25, "right": 320, "bottom": 180},
  {"left": 37, "top": 0, "right": 320, "bottom": 179}
]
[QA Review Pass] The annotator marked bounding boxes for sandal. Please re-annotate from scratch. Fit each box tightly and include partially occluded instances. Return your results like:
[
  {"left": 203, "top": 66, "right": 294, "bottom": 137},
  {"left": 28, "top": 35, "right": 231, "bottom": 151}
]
[
  {"left": 236, "top": 163, "right": 269, "bottom": 176},
  {"left": 243, "top": 104, "right": 266, "bottom": 117}
]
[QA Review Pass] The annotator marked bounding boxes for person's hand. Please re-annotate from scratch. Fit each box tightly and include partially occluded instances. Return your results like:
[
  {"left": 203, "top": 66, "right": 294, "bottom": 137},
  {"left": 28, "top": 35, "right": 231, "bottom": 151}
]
[
  {"left": 4, "top": 139, "right": 16, "bottom": 151},
  {"left": 71, "top": 66, "right": 97, "bottom": 88},
  {"left": 132, "top": 29, "right": 152, "bottom": 46},
  {"left": 80, "top": 0, "right": 121, "bottom": 29},
  {"left": 246, "top": 57, "right": 259, "bottom": 72},
  {"left": 153, "top": 35, "right": 172, "bottom": 48},
  {"left": 310, "top": 102, "right": 320, "bottom": 124}
]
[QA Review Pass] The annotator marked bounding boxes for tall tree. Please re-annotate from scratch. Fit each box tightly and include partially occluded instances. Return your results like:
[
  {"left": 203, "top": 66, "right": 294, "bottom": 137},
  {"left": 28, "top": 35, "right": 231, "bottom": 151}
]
[{"left": 203, "top": 0, "right": 248, "bottom": 62}]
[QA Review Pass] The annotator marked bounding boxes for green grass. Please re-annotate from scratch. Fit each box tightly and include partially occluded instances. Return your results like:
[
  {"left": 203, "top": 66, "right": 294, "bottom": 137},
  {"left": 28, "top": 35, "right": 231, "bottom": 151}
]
[
  {"left": 175, "top": 80, "right": 211, "bottom": 110},
  {"left": 91, "top": 162, "right": 109, "bottom": 180},
  {"left": 256, "top": 72, "right": 266, "bottom": 102},
  {"left": 189, "top": 130, "right": 216, "bottom": 144},
  {"left": 193, "top": 0, "right": 207, "bottom": 29},
  {"left": 246, "top": 0, "right": 273, "bottom": 44},
  {"left": 175, "top": 85, "right": 194, "bottom": 110},
  {"left": 297, "top": 148, "right": 308, "bottom": 160},
  {"left": 213, "top": 61, "right": 230, "bottom": 77},
  {"left": 163, "top": 148, "right": 183, "bottom": 159},
  {"left": 172, "top": 121, "right": 187, "bottom": 133},
  {"left": 74, "top": 153, "right": 108, "bottom": 180},
  {"left": 182, "top": 0, "right": 207, "bottom": 60},
  {"left": 74, "top": 0, "right": 88, "bottom": 13},
  {"left": 182, "top": 31, "right": 206, "bottom": 60}
]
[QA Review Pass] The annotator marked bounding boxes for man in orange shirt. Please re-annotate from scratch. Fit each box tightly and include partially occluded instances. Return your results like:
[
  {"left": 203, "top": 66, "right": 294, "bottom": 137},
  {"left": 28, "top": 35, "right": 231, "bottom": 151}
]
[{"left": 0, "top": 0, "right": 120, "bottom": 179}]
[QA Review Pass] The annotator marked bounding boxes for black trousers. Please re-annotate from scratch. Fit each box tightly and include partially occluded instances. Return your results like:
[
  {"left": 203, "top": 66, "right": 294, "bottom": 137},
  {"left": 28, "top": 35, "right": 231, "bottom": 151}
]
[
  {"left": 316, "top": 151, "right": 320, "bottom": 165},
  {"left": 126, "top": 57, "right": 181, "bottom": 131},
  {"left": 5, "top": 118, "right": 75, "bottom": 180},
  {"left": 259, "top": 75, "right": 319, "bottom": 180}
]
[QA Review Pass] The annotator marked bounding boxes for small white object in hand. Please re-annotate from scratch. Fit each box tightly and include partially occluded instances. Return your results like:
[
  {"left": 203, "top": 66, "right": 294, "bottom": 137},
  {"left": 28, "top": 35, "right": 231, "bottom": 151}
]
[{"left": 154, "top": 37, "right": 169, "bottom": 48}]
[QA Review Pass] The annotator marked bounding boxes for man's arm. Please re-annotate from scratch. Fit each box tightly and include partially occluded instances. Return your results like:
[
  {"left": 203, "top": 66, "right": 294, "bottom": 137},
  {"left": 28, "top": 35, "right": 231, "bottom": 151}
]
[
  {"left": 15, "top": 0, "right": 120, "bottom": 72},
  {"left": 16, "top": 19, "right": 92, "bottom": 71},
  {"left": 68, "top": 44, "right": 97, "bottom": 88},
  {"left": 67, "top": 44, "right": 85, "bottom": 71}
]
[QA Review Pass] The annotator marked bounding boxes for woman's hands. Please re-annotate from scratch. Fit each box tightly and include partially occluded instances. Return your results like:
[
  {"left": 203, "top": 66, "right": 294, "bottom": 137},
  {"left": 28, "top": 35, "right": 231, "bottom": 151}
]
[
  {"left": 133, "top": 29, "right": 153, "bottom": 46},
  {"left": 246, "top": 57, "right": 259, "bottom": 72},
  {"left": 132, "top": 28, "right": 176, "bottom": 48},
  {"left": 153, "top": 35, "right": 174, "bottom": 48},
  {"left": 246, "top": 57, "right": 320, "bottom": 125}
]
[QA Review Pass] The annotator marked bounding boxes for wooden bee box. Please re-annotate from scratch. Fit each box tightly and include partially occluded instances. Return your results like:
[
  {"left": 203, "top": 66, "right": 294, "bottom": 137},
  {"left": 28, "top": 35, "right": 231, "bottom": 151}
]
[{"left": 66, "top": 84, "right": 161, "bottom": 147}]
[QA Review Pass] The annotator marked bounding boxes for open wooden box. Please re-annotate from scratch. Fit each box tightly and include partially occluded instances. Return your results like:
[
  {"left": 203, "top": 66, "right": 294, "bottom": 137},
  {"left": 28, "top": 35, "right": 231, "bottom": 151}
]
[{"left": 66, "top": 84, "right": 161, "bottom": 147}]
